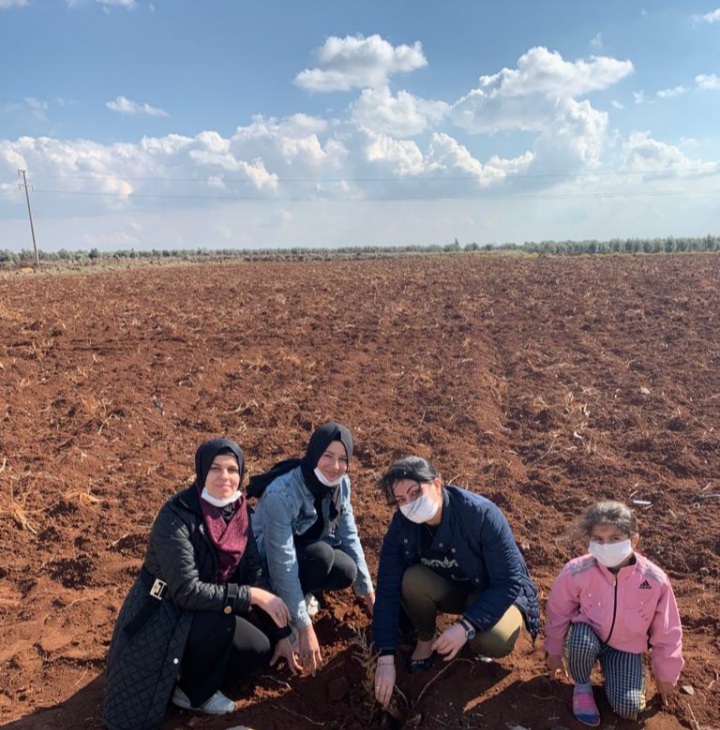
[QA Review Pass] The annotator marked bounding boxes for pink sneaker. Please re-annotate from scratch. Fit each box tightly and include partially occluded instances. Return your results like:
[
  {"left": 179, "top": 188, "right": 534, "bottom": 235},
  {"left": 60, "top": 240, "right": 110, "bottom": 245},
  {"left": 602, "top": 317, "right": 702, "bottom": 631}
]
[{"left": 572, "top": 685, "right": 600, "bottom": 727}]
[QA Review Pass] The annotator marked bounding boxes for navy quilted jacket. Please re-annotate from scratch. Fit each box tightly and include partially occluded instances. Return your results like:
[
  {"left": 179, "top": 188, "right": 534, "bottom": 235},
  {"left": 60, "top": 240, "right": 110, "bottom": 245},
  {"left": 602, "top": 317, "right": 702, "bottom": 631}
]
[
  {"left": 373, "top": 486, "right": 540, "bottom": 651},
  {"left": 102, "top": 486, "right": 265, "bottom": 730}
]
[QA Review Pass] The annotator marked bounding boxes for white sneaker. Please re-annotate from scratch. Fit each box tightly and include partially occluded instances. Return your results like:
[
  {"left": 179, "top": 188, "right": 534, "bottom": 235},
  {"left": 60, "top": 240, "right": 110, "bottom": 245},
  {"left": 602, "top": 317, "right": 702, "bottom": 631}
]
[
  {"left": 171, "top": 687, "right": 193, "bottom": 710},
  {"left": 305, "top": 593, "right": 319, "bottom": 617},
  {"left": 172, "top": 686, "right": 237, "bottom": 715}
]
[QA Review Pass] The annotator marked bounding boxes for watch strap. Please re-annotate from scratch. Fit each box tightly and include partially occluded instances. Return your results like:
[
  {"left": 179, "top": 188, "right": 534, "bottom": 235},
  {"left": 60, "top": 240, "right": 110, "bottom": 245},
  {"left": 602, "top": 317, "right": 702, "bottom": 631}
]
[{"left": 460, "top": 618, "right": 475, "bottom": 638}]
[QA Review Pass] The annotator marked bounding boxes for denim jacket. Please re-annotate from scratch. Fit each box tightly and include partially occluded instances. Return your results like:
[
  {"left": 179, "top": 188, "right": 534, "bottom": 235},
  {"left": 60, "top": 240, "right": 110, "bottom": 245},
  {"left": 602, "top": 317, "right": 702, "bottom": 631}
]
[
  {"left": 251, "top": 466, "right": 374, "bottom": 627},
  {"left": 373, "top": 486, "right": 540, "bottom": 651}
]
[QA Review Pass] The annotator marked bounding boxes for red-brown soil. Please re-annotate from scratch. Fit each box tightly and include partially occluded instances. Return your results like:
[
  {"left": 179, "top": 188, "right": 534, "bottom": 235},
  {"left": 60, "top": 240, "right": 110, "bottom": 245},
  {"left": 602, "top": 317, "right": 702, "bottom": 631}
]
[{"left": 0, "top": 254, "right": 718, "bottom": 730}]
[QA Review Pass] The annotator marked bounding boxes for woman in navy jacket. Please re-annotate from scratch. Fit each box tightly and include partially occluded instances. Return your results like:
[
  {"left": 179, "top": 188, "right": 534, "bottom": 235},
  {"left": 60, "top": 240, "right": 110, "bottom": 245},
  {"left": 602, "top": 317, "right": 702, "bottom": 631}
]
[{"left": 372, "top": 456, "right": 540, "bottom": 707}]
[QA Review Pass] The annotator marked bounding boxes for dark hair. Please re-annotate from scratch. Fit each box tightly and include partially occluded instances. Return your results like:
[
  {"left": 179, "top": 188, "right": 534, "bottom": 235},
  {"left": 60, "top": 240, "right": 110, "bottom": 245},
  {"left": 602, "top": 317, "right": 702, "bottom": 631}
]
[
  {"left": 377, "top": 456, "right": 438, "bottom": 502},
  {"left": 579, "top": 501, "right": 638, "bottom": 539}
]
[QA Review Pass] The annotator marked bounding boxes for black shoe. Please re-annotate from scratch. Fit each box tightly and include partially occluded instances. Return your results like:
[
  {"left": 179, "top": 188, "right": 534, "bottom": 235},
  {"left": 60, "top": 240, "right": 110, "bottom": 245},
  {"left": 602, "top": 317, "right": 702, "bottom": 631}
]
[{"left": 407, "top": 653, "right": 435, "bottom": 673}]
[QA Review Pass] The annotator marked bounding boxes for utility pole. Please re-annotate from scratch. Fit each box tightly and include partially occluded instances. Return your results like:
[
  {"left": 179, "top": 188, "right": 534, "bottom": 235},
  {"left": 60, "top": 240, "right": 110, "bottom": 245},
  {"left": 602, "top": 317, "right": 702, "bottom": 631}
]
[{"left": 18, "top": 169, "right": 40, "bottom": 267}]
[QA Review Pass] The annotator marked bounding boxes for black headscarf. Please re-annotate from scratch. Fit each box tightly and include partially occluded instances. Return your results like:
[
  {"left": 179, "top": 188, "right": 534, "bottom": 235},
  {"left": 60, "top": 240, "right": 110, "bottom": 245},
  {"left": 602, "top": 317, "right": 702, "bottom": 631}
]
[
  {"left": 195, "top": 438, "right": 245, "bottom": 489},
  {"left": 194, "top": 438, "right": 249, "bottom": 584},
  {"left": 247, "top": 422, "right": 353, "bottom": 507},
  {"left": 299, "top": 422, "right": 353, "bottom": 492}
]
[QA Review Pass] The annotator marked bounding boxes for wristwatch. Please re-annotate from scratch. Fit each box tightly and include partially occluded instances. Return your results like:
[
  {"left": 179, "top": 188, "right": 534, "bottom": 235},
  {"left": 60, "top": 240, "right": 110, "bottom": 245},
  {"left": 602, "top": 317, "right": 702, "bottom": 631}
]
[{"left": 459, "top": 618, "right": 476, "bottom": 641}]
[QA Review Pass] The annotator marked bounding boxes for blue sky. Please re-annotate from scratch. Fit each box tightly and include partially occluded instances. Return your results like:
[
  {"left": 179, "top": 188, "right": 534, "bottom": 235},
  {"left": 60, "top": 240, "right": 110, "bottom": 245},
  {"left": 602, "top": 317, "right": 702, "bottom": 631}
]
[{"left": 1, "top": 0, "right": 719, "bottom": 251}]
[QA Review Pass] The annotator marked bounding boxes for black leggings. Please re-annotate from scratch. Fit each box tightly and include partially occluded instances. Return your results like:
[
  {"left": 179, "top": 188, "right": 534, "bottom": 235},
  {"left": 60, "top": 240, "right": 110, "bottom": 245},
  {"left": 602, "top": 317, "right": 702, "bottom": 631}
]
[
  {"left": 295, "top": 540, "right": 358, "bottom": 595},
  {"left": 179, "top": 610, "right": 273, "bottom": 707}
]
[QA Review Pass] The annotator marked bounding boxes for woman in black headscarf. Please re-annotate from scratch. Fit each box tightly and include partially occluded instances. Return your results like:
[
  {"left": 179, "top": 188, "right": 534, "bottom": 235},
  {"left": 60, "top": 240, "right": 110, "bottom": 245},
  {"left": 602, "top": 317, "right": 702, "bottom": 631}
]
[
  {"left": 249, "top": 422, "right": 375, "bottom": 675},
  {"left": 103, "top": 438, "right": 298, "bottom": 730}
]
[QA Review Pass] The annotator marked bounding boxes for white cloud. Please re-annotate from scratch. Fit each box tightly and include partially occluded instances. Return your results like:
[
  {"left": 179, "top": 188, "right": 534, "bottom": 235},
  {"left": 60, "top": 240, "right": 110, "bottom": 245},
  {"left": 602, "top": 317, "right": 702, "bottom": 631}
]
[
  {"left": 695, "top": 73, "right": 720, "bottom": 90},
  {"left": 611, "top": 100, "right": 624, "bottom": 109},
  {"left": 351, "top": 86, "right": 449, "bottom": 137},
  {"left": 364, "top": 133, "right": 426, "bottom": 176},
  {"left": 529, "top": 97, "right": 608, "bottom": 175},
  {"left": 693, "top": 8, "right": 720, "bottom": 23},
  {"left": 426, "top": 132, "right": 532, "bottom": 187},
  {"left": 452, "top": 47, "right": 632, "bottom": 134},
  {"left": 229, "top": 114, "right": 346, "bottom": 175},
  {"left": 24, "top": 98, "right": 49, "bottom": 120},
  {"left": 443, "top": 49, "right": 618, "bottom": 181},
  {"left": 67, "top": 0, "right": 136, "bottom": 7},
  {"left": 590, "top": 33, "right": 603, "bottom": 50},
  {"left": 635, "top": 80, "right": 710, "bottom": 103},
  {"left": 295, "top": 34, "right": 427, "bottom": 92},
  {"left": 206, "top": 175, "right": 225, "bottom": 190},
  {"left": 106, "top": 96, "right": 168, "bottom": 117},
  {"left": 97, "top": 0, "right": 136, "bottom": 7},
  {"left": 0, "top": 114, "right": 350, "bottom": 216},
  {"left": 0, "top": 143, "right": 28, "bottom": 172},
  {"left": 0, "top": 0, "right": 28, "bottom": 8},
  {"left": 425, "top": 133, "right": 485, "bottom": 178},
  {"left": 656, "top": 85, "right": 688, "bottom": 99},
  {"left": 360, "top": 129, "right": 534, "bottom": 192},
  {"left": 622, "top": 131, "right": 717, "bottom": 177},
  {"left": 475, "top": 46, "right": 631, "bottom": 99}
]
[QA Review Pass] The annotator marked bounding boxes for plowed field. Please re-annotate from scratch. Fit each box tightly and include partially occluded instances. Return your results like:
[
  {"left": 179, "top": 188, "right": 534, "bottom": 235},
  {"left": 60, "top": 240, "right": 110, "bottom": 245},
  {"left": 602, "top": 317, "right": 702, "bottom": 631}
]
[{"left": 0, "top": 254, "right": 718, "bottom": 730}]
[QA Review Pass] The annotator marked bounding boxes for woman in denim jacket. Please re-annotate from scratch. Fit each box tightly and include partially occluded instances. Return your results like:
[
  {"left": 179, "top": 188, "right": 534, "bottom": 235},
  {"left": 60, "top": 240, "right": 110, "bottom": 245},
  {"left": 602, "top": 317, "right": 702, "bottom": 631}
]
[{"left": 249, "top": 422, "right": 374, "bottom": 675}]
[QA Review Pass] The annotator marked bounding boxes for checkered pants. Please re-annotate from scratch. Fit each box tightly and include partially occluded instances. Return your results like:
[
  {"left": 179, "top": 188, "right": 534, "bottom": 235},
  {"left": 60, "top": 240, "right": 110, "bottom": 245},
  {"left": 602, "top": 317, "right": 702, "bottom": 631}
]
[{"left": 565, "top": 622, "right": 646, "bottom": 719}]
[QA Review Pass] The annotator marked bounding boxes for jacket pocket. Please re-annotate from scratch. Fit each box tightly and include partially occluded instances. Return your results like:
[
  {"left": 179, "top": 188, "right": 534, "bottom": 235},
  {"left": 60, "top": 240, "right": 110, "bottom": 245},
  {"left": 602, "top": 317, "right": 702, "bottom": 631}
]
[
  {"left": 579, "top": 591, "right": 607, "bottom": 626},
  {"left": 623, "top": 600, "right": 653, "bottom": 634}
]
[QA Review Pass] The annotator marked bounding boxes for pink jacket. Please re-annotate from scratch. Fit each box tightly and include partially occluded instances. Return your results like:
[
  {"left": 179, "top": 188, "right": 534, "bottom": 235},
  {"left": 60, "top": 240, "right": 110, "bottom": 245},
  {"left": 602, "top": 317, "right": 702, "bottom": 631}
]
[{"left": 544, "top": 552, "right": 683, "bottom": 683}]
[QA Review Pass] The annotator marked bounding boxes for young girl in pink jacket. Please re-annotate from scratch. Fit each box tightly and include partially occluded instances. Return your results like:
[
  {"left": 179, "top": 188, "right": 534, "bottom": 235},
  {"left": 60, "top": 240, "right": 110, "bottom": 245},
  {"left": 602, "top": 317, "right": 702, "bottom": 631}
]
[{"left": 544, "top": 501, "right": 683, "bottom": 726}]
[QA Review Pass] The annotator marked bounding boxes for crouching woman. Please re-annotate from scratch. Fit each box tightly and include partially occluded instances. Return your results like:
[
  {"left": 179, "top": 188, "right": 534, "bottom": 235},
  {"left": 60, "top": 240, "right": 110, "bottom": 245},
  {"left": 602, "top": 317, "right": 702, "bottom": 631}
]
[
  {"left": 102, "top": 438, "right": 297, "bottom": 730},
  {"left": 372, "top": 456, "right": 540, "bottom": 707},
  {"left": 249, "top": 422, "right": 375, "bottom": 675}
]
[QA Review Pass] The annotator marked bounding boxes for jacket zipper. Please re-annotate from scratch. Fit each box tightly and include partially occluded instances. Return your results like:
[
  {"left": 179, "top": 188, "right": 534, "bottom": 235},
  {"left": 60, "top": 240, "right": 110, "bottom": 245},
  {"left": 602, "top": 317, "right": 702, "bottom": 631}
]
[{"left": 605, "top": 576, "right": 618, "bottom": 644}]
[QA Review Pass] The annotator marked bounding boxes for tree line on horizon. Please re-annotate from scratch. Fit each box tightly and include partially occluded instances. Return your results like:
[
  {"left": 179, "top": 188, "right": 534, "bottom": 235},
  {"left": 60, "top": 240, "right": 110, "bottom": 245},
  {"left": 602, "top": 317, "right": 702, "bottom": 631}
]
[{"left": 0, "top": 234, "right": 718, "bottom": 266}]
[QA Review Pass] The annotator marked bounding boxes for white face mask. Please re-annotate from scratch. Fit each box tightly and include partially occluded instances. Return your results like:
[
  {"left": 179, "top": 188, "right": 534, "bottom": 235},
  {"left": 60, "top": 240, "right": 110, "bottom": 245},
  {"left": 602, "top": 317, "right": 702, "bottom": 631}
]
[
  {"left": 588, "top": 539, "right": 633, "bottom": 568},
  {"left": 400, "top": 492, "right": 440, "bottom": 524},
  {"left": 200, "top": 487, "right": 242, "bottom": 508},
  {"left": 313, "top": 467, "right": 344, "bottom": 488}
]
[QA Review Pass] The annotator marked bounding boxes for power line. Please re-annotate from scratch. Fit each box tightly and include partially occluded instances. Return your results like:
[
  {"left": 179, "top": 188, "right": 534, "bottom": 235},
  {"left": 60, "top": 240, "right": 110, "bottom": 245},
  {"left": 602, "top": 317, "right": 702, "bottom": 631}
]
[
  {"left": 26, "top": 166, "right": 720, "bottom": 184},
  {"left": 29, "top": 186, "right": 720, "bottom": 201}
]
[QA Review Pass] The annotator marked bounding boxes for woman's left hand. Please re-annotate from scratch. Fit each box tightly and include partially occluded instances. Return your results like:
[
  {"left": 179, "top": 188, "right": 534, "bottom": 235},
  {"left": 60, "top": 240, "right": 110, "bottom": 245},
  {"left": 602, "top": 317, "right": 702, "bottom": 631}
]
[
  {"left": 374, "top": 657, "right": 396, "bottom": 707},
  {"left": 361, "top": 591, "right": 375, "bottom": 616},
  {"left": 432, "top": 623, "right": 467, "bottom": 661},
  {"left": 249, "top": 587, "right": 292, "bottom": 628},
  {"left": 270, "top": 636, "right": 302, "bottom": 675}
]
